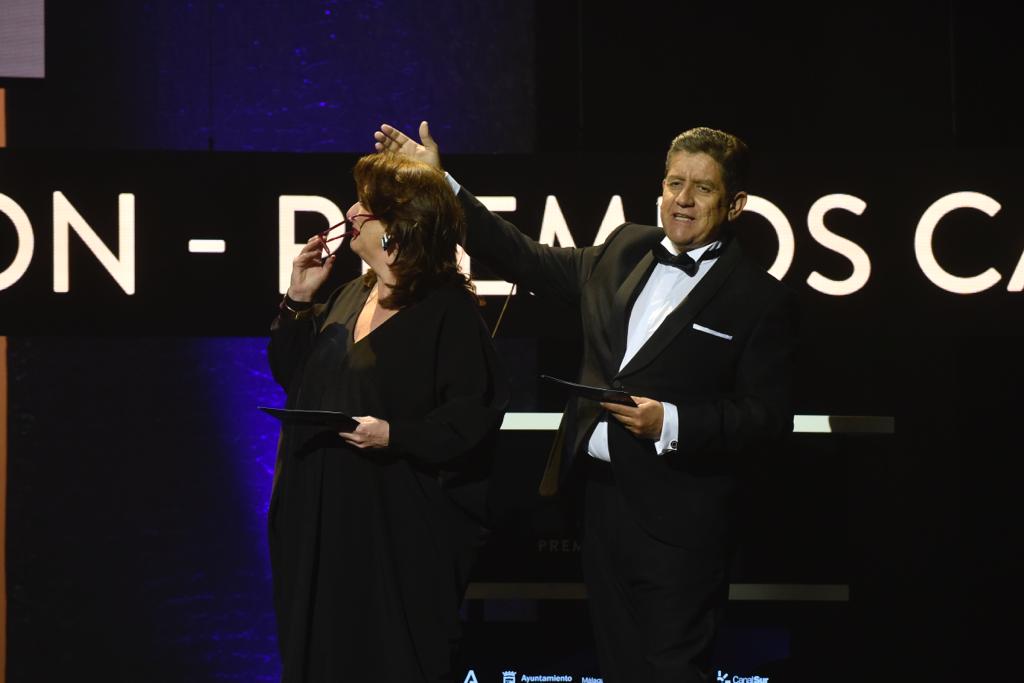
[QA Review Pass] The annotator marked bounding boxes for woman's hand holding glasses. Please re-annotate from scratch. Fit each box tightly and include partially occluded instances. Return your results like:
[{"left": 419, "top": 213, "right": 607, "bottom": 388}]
[{"left": 288, "top": 234, "right": 336, "bottom": 303}]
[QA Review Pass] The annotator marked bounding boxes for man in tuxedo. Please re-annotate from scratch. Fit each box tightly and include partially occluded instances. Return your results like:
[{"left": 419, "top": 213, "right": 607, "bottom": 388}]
[{"left": 375, "top": 122, "right": 797, "bottom": 683}]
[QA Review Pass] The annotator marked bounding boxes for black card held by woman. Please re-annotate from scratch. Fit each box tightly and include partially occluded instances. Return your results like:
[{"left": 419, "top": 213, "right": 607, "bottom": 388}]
[{"left": 258, "top": 406, "right": 359, "bottom": 432}]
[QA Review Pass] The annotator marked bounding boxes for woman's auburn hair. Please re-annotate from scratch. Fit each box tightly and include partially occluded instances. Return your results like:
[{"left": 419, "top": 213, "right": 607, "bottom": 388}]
[{"left": 354, "top": 152, "right": 474, "bottom": 309}]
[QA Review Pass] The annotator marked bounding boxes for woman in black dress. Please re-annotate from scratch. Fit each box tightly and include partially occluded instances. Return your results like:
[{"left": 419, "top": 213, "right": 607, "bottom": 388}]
[{"left": 267, "top": 153, "right": 509, "bottom": 682}]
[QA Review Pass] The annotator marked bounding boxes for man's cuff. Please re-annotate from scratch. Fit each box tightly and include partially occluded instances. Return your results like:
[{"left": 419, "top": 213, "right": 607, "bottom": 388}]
[
  {"left": 655, "top": 401, "right": 679, "bottom": 454},
  {"left": 444, "top": 171, "right": 462, "bottom": 195}
]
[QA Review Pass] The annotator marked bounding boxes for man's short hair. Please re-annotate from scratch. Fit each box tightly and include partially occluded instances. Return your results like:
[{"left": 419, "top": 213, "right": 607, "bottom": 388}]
[{"left": 666, "top": 127, "right": 750, "bottom": 197}]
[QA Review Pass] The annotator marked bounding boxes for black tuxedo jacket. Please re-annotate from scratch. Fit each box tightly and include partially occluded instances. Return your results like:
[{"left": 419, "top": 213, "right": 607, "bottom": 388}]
[{"left": 461, "top": 189, "right": 797, "bottom": 549}]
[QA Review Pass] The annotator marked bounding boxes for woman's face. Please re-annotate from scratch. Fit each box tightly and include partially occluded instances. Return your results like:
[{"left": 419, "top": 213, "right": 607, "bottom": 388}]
[{"left": 346, "top": 201, "right": 388, "bottom": 264}]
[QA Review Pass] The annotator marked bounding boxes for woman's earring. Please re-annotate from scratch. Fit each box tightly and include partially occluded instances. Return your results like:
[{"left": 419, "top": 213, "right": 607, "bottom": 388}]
[{"left": 381, "top": 234, "right": 392, "bottom": 252}]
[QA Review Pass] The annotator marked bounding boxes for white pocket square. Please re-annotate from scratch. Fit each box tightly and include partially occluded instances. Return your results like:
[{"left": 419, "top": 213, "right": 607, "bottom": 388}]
[{"left": 692, "top": 323, "right": 733, "bottom": 340}]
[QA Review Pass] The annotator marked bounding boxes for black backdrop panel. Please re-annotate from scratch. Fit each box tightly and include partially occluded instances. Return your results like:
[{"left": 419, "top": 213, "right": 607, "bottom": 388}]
[{"left": 2, "top": 149, "right": 1023, "bottom": 336}]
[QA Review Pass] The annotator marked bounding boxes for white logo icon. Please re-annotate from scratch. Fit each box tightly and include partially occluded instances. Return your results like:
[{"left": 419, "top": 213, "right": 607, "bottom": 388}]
[{"left": 716, "top": 672, "right": 769, "bottom": 683}]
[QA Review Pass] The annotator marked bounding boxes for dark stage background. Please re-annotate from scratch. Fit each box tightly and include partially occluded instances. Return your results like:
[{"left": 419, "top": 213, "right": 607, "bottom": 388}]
[{"left": 3, "top": 2, "right": 1021, "bottom": 682}]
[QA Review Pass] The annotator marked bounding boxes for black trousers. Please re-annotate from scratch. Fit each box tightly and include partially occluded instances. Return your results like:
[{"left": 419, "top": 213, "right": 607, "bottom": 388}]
[{"left": 582, "top": 458, "right": 729, "bottom": 683}]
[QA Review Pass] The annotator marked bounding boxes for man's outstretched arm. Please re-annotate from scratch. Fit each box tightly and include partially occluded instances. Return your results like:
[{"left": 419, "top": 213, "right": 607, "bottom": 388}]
[{"left": 373, "top": 120, "right": 612, "bottom": 307}]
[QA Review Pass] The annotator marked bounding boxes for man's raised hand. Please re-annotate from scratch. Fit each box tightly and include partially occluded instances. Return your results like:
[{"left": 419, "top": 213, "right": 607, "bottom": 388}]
[{"left": 374, "top": 121, "right": 441, "bottom": 170}]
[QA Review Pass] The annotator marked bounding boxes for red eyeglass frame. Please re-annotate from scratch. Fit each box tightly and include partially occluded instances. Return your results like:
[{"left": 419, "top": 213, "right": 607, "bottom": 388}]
[{"left": 318, "top": 213, "right": 379, "bottom": 258}]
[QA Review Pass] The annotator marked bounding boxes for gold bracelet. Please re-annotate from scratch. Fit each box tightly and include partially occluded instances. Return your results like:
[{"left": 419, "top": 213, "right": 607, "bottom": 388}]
[{"left": 279, "top": 295, "right": 313, "bottom": 317}]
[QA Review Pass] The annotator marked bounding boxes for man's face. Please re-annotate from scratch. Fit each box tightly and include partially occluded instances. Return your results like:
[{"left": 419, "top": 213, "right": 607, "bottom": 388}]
[{"left": 659, "top": 150, "right": 746, "bottom": 251}]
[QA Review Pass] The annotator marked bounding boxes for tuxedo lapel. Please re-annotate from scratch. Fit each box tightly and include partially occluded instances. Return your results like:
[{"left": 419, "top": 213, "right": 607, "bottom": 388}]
[
  {"left": 561, "top": 249, "right": 658, "bottom": 470},
  {"left": 610, "top": 250, "right": 657, "bottom": 365},
  {"left": 617, "top": 240, "right": 743, "bottom": 378}
]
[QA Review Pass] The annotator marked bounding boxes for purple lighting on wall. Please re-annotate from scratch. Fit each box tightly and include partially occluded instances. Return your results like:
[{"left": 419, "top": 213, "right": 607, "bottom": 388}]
[{"left": 190, "top": 336, "right": 286, "bottom": 680}]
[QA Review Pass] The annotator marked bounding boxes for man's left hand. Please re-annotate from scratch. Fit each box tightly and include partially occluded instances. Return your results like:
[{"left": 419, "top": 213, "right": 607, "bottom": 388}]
[
  {"left": 374, "top": 121, "right": 441, "bottom": 170},
  {"left": 601, "top": 396, "right": 664, "bottom": 440},
  {"left": 339, "top": 416, "right": 390, "bottom": 449}
]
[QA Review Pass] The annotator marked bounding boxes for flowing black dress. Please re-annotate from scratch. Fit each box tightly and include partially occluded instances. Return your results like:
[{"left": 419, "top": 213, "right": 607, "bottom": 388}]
[{"left": 267, "top": 278, "right": 508, "bottom": 683}]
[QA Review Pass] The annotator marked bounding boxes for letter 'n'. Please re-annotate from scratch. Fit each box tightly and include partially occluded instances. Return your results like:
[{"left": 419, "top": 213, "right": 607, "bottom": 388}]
[{"left": 53, "top": 191, "right": 136, "bottom": 294}]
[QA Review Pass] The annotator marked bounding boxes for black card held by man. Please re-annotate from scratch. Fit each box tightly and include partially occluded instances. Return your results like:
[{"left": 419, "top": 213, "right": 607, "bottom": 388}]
[{"left": 540, "top": 375, "right": 637, "bottom": 407}]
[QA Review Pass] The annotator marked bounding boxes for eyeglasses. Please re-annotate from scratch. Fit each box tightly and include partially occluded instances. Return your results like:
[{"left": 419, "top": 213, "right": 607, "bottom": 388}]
[{"left": 318, "top": 213, "right": 379, "bottom": 259}]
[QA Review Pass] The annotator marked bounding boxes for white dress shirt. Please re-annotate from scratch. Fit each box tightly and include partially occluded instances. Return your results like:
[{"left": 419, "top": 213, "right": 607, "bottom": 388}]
[{"left": 587, "top": 237, "right": 722, "bottom": 462}]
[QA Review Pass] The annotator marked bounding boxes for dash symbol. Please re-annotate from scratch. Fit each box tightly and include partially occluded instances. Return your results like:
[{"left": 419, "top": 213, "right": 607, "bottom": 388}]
[{"left": 189, "top": 239, "right": 226, "bottom": 254}]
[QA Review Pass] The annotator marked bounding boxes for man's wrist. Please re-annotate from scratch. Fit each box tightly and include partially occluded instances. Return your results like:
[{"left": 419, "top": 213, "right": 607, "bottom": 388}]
[
  {"left": 656, "top": 401, "right": 679, "bottom": 454},
  {"left": 444, "top": 172, "right": 461, "bottom": 195}
]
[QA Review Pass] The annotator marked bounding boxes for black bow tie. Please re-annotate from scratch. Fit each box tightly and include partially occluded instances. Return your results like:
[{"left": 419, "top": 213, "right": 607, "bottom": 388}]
[{"left": 651, "top": 242, "right": 724, "bottom": 276}]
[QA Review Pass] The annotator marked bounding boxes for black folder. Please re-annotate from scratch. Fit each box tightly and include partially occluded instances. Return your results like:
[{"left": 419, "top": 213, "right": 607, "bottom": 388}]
[
  {"left": 540, "top": 374, "right": 637, "bottom": 406},
  {"left": 258, "top": 406, "right": 358, "bottom": 432}
]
